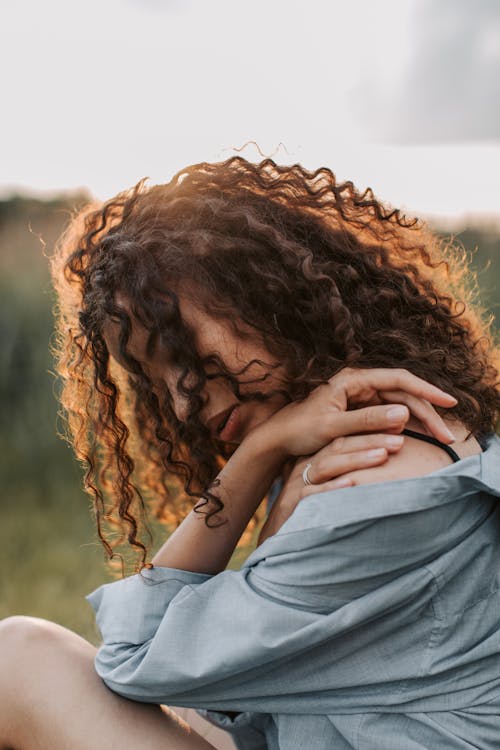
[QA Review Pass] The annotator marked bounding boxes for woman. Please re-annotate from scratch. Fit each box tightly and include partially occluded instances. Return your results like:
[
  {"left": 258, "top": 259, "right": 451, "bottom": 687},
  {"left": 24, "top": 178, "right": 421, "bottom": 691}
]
[{"left": 1, "top": 157, "right": 499, "bottom": 750}]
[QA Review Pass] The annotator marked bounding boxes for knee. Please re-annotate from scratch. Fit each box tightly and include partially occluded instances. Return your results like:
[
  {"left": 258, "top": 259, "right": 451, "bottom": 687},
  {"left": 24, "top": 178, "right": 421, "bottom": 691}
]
[
  {"left": 0, "top": 614, "right": 54, "bottom": 645},
  {"left": 0, "top": 616, "right": 96, "bottom": 692},
  {"left": 0, "top": 616, "right": 53, "bottom": 665},
  {"left": 0, "top": 617, "right": 92, "bottom": 743},
  {"left": 0, "top": 615, "right": 41, "bottom": 648},
  {"left": 0, "top": 617, "right": 47, "bottom": 695},
  {"left": 0, "top": 615, "right": 92, "bottom": 663}
]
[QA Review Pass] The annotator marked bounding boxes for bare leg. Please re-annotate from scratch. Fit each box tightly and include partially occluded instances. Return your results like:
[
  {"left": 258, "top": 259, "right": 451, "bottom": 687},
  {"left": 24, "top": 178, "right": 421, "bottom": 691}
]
[{"left": 0, "top": 616, "right": 231, "bottom": 750}]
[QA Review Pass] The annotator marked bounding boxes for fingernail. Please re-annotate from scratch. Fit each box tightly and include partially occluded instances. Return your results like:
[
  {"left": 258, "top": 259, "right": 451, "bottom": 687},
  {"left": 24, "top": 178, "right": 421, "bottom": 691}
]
[
  {"left": 444, "top": 427, "right": 455, "bottom": 442},
  {"left": 386, "top": 406, "right": 408, "bottom": 424},
  {"left": 367, "top": 448, "right": 386, "bottom": 458},
  {"left": 386, "top": 435, "right": 404, "bottom": 448},
  {"left": 441, "top": 391, "right": 458, "bottom": 403},
  {"left": 335, "top": 478, "right": 353, "bottom": 488}
]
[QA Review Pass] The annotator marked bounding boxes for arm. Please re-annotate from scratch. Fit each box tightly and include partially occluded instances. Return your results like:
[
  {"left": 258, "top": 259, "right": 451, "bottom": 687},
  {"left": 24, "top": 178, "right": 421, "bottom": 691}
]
[
  {"left": 87, "top": 368, "right": 462, "bottom": 707},
  {"left": 88, "top": 460, "right": 490, "bottom": 711},
  {"left": 152, "top": 367, "right": 457, "bottom": 573},
  {"left": 151, "top": 424, "right": 286, "bottom": 573},
  {"left": 257, "top": 430, "right": 405, "bottom": 545},
  {"left": 259, "top": 417, "right": 470, "bottom": 544}
]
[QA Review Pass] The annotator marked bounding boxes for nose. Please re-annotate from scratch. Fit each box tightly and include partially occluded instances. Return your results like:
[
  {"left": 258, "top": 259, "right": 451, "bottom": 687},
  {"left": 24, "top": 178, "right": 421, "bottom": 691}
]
[{"left": 156, "top": 368, "right": 236, "bottom": 430}]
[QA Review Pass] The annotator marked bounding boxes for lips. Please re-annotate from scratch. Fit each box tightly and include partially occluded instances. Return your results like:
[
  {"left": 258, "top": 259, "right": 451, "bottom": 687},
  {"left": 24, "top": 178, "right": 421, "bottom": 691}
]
[
  {"left": 207, "top": 405, "right": 238, "bottom": 440},
  {"left": 216, "top": 406, "right": 236, "bottom": 435},
  {"left": 208, "top": 404, "right": 241, "bottom": 443},
  {"left": 219, "top": 405, "right": 241, "bottom": 442}
]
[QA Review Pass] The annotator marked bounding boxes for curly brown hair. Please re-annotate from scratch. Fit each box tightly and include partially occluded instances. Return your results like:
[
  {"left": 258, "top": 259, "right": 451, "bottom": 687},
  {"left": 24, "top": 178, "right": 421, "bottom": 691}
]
[{"left": 50, "top": 156, "right": 500, "bottom": 569}]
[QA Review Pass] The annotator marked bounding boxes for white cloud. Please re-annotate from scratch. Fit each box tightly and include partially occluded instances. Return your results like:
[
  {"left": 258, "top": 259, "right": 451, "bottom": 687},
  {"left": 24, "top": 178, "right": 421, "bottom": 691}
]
[{"left": 353, "top": 0, "right": 500, "bottom": 144}]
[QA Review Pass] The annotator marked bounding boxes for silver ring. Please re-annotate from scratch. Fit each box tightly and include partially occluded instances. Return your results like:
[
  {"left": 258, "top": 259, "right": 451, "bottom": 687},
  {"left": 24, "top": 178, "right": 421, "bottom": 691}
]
[{"left": 302, "top": 462, "right": 313, "bottom": 486}]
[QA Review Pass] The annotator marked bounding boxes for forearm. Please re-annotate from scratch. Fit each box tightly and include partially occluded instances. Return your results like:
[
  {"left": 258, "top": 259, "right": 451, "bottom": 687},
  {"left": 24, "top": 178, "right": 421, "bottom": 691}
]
[{"left": 152, "top": 425, "right": 287, "bottom": 574}]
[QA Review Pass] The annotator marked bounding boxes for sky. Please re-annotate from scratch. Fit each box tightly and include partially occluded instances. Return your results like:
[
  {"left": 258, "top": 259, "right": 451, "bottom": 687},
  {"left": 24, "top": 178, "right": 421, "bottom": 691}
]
[{"left": 1, "top": 0, "right": 499, "bottom": 222}]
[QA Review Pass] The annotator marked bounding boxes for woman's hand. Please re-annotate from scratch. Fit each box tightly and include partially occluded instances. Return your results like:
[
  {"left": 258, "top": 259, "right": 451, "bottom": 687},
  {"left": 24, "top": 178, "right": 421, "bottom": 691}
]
[
  {"left": 257, "top": 431, "right": 405, "bottom": 545},
  {"left": 258, "top": 367, "right": 457, "bottom": 459},
  {"left": 153, "top": 368, "right": 455, "bottom": 574}
]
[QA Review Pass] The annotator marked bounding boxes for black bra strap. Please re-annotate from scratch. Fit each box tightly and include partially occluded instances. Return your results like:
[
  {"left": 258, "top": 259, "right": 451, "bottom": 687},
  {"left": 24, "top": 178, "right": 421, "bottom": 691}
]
[{"left": 401, "top": 428, "right": 462, "bottom": 463}]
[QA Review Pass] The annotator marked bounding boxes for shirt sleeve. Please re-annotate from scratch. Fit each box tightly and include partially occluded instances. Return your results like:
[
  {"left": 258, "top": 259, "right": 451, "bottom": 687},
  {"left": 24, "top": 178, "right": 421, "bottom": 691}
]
[
  {"left": 87, "top": 469, "right": 493, "bottom": 713},
  {"left": 195, "top": 709, "right": 271, "bottom": 750}
]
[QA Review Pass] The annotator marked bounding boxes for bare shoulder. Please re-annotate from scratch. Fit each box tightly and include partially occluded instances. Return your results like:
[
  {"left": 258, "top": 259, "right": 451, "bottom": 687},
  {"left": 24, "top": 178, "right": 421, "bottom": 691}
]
[{"left": 342, "top": 423, "right": 483, "bottom": 487}]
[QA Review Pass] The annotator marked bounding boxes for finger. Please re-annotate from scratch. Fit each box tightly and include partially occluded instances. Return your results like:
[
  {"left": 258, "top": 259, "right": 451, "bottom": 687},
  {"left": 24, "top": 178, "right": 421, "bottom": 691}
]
[
  {"left": 305, "top": 448, "right": 389, "bottom": 485},
  {"left": 379, "top": 390, "right": 455, "bottom": 443},
  {"left": 323, "top": 433, "right": 405, "bottom": 456},
  {"left": 333, "top": 367, "right": 457, "bottom": 408},
  {"left": 326, "top": 403, "right": 410, "bottom": 439}
]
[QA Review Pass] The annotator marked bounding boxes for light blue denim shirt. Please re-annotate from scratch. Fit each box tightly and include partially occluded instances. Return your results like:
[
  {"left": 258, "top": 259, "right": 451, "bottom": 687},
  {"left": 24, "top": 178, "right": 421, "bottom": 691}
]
[{"left": 87, "top": 434, "right": 500, "bottom": 749}]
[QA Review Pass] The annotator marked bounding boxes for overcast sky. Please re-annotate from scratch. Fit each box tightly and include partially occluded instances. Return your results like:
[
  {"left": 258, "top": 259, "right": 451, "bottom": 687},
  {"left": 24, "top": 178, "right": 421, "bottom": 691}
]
[{"left": 1, "top": 0, "right": 499, "bottom": 220}]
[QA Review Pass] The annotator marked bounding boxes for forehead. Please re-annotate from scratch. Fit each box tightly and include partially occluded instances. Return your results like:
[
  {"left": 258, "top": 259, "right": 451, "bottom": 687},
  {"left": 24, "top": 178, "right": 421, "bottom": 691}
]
[{"left": 101, "top": 292, "right": 231, "bottom": 376}]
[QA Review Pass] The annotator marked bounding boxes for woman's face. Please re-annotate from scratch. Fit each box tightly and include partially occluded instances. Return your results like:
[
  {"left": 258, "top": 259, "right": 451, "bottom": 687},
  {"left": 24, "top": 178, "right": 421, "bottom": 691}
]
[{"left": 103, "top": 293, "right": 288, "bottom": 444}]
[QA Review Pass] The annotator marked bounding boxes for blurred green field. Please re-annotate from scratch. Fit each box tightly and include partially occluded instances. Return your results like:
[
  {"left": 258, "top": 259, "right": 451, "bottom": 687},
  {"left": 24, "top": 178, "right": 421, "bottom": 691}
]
[{"left": 1, "top": 194, "right": 498, "bottom": 644}]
